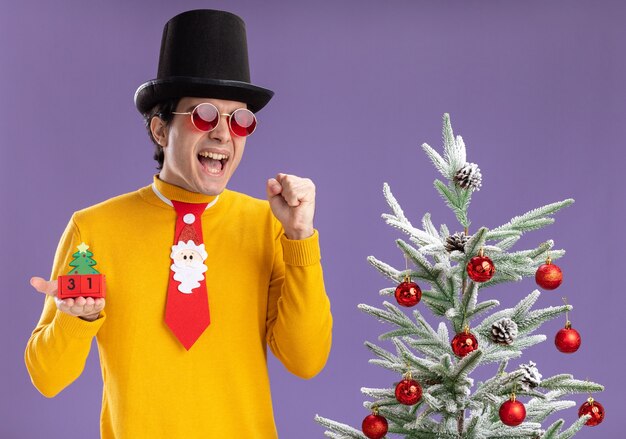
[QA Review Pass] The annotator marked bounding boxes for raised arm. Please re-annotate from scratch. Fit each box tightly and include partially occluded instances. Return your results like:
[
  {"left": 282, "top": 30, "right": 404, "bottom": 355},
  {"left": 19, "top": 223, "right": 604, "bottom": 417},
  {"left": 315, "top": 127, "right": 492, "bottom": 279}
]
[{"left": 265, "top": 173, "right": 332, "bottom": 378}]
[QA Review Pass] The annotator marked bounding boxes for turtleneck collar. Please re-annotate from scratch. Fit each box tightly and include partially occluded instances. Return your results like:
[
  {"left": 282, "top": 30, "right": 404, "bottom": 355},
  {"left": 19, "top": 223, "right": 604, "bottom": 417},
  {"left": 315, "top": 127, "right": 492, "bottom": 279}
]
[{"left": 151, "top": 174, "right": 220, "bottom": 206}]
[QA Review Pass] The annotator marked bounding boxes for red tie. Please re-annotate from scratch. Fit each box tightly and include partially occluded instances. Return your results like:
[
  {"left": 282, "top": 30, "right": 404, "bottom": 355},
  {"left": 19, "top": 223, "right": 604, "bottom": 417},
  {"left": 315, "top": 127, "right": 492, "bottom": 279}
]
[{"left": 165, "top": 200, "right": 211, "bottom": 350}]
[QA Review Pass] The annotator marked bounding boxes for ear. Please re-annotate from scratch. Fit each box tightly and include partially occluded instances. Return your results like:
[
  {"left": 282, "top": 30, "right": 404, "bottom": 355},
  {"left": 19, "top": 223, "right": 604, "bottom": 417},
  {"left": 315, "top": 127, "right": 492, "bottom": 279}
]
[{"left": 150, "top": 115, "right": 169, "bottom": 147}]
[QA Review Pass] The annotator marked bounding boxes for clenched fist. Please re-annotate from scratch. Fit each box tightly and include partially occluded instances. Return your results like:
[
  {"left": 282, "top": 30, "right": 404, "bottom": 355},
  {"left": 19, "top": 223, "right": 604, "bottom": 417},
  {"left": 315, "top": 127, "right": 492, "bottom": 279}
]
[
  {"left": 30, "top": 276, "right": 105, "bottom": 321},
  {"left": 266, "top": 173, "right": 315, "bottom": 240}
]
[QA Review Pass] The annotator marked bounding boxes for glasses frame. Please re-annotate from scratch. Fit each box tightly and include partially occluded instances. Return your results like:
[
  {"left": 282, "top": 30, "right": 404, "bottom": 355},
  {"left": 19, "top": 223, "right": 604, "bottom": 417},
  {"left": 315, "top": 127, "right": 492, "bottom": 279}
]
[{"left": 171, "top": 103, "right": 257, "bottom": 137}]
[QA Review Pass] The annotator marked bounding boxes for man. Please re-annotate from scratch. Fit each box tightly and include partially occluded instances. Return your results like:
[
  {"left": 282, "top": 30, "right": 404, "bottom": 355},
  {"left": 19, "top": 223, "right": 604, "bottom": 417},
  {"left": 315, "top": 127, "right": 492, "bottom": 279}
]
[{"left": 25, "top": 9, "right": 332, "bottom": 438}]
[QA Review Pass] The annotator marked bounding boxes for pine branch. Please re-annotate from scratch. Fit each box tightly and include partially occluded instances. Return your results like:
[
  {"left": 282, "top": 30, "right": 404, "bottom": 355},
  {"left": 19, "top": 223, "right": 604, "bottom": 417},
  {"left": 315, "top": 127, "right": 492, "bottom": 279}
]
[
  {"left": 490, "top": 199, "right": 574, "bottom": 235},
  {"left": 466, "top": 299, "right": 500, "bottom": 321},
  {"left": 422, "top": 213, "right": 439, "bottom": 239},
  {"left": 510, "top": 290, "right": 541, "bottom": 321},
  {"left": 556, "top": 415, "right": 590, "bottom": 439},
  {"left": 460, "top": 226, "right": 488, "bottom": 282},
  {"left": 443, "top": 113, "right": 461, "bottom": 176},
  {"left": 485, "top": 230, "right": 522, "bottom": 241},
  {"left": 382, "top": 183, "right": 442, "bottom": 247},
  {"left": 364, "top": 340, "right": 400, "bottom": 364},
  {"left": 359, "top": 302, "right": 412, "bottom": 327},
  {"left": 397, "top": 239, "right": 437, "bottom": 277},
  {"left": 367, "top": 255, "right": 403, "bottom": 283},
  {"left": 380, "top": 327, "right": 421, "bottom": 340},
  {"left": 440, "top": 223, "right": 450, "bottom": 239},
  {"left": 323, "top": 433, "right": 353, "bottom": 439},
  {"left": 475, "top": 290, "right": 539, "bottom": 335},
  {"left": 421, "top": 142, "right": 451, "bottom": 179},
  {"left": 540, "top": 375, "right": 604, "bottom": 395},
  {"left": 434, "top": 179, "right": 471, "bottom": 228},
  {"left": 479, "top": 344, "right": 523, "bottom": 364},
  {"left": 543, "top": 419, "right": 565, "bottom": 439},
  {"left": 315, "top": 415, "right": 367, "bottom": 438},
  {"left": 437, "top": 321, "right": 450, "bottom": 345},
  {"left": 368, "top": 358, "right": 405, "bottom": 374},
  {"left": 382, "top": 214, "right": 429, "bottom": 243},
  {"left": 378, "top": 287, "right": 395, "bottom": 297},
  {"left": 449, "top": 281, "right": 478, "bottom": 333},
  {"left": 360, "top": 387, "right": 395, "bottom": 400},
  {"left": 509, "top": 334, "right": 547, "bottom": 350},
  {"left": 421, "top": 289, "right": 454, "bottom": 317},
  {"left": 396, "top": 239, "right": 452, "bottom": 302},
  {"left": 405, "top": 338, "right": 451, "bottom": 361},
  {"left": 525, "top": 399, "right": 576, "bottom": 422},
  {"left": 494, "top": 361, "right": 508, "bottom": 378},
  {"left": 421, "top": 113, "right": 469, "bottom": 182},
  {"left": 541, "top": 415, "right": 592, "bottom": 439},
  {"left": 366, "top": 403, "right": 417, "bottom": 433},
  {"left": 382, "top": 182, "right": 409, "bottom": 223},
  {"left": 472, "top": 369, "right": 526, "bottom": 405},
  {"left": 450, "top": 349, "right": 483, "bottom": 382},
  {"left": 485, "top": 423, "right": 544, "bottom": 438},
  {"left": 455, "top": 135, "right": 467, "bottom": 170},
  {"left": 494, "top": 235, "right": 521, "bottom": 251},
  {"left": 517, "top": 305, "right": 570, "bottom": 334}
]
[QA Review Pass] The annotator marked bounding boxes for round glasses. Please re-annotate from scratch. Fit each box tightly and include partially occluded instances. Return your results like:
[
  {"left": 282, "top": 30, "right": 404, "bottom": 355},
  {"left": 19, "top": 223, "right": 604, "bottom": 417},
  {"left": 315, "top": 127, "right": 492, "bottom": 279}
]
[{"left": 172, "top": 103, "right": 257, "bottom": 137}]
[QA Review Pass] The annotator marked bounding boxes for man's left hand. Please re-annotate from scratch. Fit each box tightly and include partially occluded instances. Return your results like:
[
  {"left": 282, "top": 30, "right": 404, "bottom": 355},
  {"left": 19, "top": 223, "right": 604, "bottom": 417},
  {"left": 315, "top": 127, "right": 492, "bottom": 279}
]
[{"left": 266, "top": 173, "right": 315, "bottom": 240}]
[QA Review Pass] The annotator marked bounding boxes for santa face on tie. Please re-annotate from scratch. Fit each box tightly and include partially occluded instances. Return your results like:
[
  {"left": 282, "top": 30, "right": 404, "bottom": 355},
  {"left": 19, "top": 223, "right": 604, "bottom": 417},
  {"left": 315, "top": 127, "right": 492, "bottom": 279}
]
[{"left": 170, "top": 240, "right": 208, "bottom": 294}]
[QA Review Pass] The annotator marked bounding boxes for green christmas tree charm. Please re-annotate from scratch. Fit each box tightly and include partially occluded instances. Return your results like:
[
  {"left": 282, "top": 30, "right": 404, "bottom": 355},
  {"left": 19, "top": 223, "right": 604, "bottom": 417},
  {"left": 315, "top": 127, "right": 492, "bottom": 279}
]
[
  {"left": 58, "top": 242, "right": 106, "bottom": 299},
  {"left": 68, "top": 242, "right": 100, "bottom": 274}
]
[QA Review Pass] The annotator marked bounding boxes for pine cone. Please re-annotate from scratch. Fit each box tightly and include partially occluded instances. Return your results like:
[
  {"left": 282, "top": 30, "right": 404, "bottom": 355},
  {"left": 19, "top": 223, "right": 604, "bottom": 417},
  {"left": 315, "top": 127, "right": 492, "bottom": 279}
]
[
  {"left": 445, "top": 232, "right": 470, "bottom": 253},
  {"left": 490, "top": 318, "right": 518, "bottom": 345},
  {"left": 453, "top": 162, "right": 482, "bottom": 191},
  {"left": 518, "top": 361, "right": 542, "bottom": 391}
]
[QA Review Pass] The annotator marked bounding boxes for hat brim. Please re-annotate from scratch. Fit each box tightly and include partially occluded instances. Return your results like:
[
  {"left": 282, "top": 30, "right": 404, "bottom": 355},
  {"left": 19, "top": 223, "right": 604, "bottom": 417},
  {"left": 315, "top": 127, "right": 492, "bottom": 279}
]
[{"left": 134, "top": 77, "right": 274, "bottom": 114}]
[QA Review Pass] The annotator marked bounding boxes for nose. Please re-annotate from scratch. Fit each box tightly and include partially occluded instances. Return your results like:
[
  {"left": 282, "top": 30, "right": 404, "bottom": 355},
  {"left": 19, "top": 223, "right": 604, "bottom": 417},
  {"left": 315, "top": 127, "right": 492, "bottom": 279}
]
[{"left": 208, "top": 114, "right": 232, "bottom": 143}]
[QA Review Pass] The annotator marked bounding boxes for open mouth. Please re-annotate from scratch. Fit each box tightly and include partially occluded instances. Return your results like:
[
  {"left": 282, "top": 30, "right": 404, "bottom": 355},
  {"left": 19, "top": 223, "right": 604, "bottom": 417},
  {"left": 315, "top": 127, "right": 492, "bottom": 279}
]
[{"left": 197, "top": 151, "right": 229, "bottom": 176}]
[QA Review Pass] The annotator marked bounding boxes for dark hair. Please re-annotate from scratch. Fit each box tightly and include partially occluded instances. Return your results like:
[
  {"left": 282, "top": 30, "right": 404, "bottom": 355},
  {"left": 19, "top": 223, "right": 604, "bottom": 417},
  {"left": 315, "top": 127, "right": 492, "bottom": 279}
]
[{"left": 143, "top": 97, "right": 181, "bottom": 170}]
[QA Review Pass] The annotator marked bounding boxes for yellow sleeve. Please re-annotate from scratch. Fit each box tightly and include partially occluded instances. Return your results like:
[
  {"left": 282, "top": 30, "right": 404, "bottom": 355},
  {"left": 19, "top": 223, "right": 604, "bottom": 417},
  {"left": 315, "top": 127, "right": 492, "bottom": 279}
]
[
  {"left": 24, "top": 215, "right": 106, "bottom": 398},
  {"left": 265, "top": 220, "right": 333, "bottom": 379}
]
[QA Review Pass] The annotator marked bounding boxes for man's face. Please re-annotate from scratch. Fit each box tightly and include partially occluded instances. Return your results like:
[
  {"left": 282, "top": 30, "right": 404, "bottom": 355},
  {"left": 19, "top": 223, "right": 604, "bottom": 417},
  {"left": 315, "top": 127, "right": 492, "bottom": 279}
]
[{"left": 159, "top": 97, "right": 248, "bottom": 195}]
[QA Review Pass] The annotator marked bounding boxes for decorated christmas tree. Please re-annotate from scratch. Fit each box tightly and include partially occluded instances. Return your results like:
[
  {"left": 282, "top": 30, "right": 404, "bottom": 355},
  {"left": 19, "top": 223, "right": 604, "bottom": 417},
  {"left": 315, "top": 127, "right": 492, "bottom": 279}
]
[{"left": 316, "top": 114, "right": 604, "bottom": 438}]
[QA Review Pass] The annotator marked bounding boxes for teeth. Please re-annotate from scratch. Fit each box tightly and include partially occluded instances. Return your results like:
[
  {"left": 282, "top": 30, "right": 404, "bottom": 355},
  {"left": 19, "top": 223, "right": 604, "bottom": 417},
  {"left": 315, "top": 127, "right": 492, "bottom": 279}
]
[{"left": 199, "top": 151, "right": 229, "bottom": 160}]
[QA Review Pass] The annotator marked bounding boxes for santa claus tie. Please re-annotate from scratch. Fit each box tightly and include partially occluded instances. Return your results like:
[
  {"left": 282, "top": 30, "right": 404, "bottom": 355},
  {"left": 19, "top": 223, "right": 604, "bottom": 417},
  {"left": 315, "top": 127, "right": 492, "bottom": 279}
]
[{"left": 165, "top": 200, "right": 211, "bottom": 350}]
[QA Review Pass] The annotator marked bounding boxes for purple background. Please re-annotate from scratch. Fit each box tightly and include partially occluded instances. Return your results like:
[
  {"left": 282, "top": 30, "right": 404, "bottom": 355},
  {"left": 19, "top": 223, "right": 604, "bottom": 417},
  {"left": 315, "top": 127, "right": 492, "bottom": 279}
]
[{"left": 1, "top": 1, "right": 623, "bottom": 437}]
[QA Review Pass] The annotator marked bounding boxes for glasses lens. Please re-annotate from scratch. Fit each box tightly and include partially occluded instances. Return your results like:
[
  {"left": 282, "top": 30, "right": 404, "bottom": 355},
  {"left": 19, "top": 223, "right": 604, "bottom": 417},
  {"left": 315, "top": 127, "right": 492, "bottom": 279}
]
[
  {"left": 192, "top": 104, "right": 219, "bottom": 131},
  {"left": 230, "top": 109, "right": 257, "bottom": 137}
]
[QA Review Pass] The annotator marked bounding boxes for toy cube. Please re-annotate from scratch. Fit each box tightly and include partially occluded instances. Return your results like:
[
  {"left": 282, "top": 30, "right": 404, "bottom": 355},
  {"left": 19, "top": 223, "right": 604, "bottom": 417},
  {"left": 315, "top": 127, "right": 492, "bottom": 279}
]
[{"left": 58, "top": 274, "right": 106, "bottom": 299}]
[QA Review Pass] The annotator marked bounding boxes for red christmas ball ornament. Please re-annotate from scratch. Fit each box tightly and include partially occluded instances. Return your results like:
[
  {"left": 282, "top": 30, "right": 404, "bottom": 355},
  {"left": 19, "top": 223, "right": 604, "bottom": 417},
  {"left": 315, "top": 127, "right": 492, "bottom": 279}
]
[
  {"left": 451, "top": 328, "right": 479, "bottom": 357},
  {"left": 578, "top": 397, "right": 605, "bottom": 426},
  {"left": 466, "top": 249, "right": 495, "bottom": 282},
  {"left": 499, "top": 395, "right": 526, "bottom": 426},
  {"left": 394, "top": 278, "right": 422, "bottom": 307},
  {"left": 555, "top": 322, "right": 581, "bottom": 353},
  {"left": 362, "top": 413, "right": 388, "bottom": 439},
  {"left": 535, "top": 256, "right": 563, "bottom": 290},
  {"left": 395, "top": 378, "right": 423, "bottom": 405}
]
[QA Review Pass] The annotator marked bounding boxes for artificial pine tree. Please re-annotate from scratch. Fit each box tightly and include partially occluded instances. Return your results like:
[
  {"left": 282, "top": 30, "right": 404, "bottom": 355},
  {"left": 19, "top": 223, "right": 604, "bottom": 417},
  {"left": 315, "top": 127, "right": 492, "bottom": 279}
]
[{"left": 316, "top": 114, "right": 604, "bottom": 438}]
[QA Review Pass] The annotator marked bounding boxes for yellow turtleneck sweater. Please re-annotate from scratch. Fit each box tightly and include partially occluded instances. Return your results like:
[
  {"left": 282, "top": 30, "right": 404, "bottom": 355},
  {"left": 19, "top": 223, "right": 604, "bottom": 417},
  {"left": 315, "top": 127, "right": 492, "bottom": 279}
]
[{"left": 24, "top": 175, "right": 333, "bottom": 438}]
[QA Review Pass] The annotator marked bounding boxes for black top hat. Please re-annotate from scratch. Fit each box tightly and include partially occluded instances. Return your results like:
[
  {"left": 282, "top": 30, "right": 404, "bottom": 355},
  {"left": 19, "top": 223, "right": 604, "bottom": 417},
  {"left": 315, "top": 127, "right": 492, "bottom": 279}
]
[{"left": 134, "top": 9, "right": 274, "bottom": 114}]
